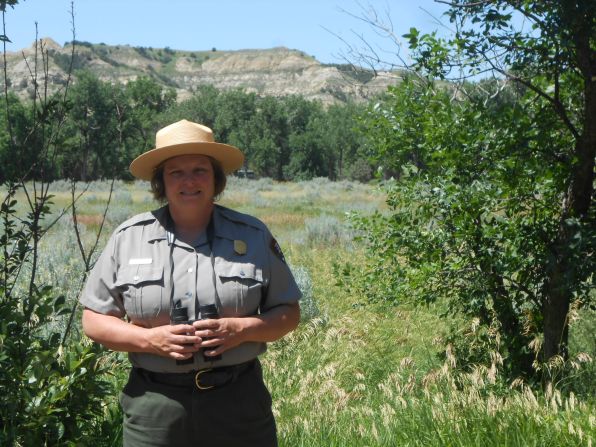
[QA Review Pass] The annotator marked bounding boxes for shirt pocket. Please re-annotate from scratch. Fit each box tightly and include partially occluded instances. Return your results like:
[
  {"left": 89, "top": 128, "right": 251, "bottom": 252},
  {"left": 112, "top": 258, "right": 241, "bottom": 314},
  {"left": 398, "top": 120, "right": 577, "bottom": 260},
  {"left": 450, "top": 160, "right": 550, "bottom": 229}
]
[
  {"left": 215, "top": 260, "right": 263, "bottom": 316},
  {"left": 115, "top": 265, "right": 165, "bottom": 321}
]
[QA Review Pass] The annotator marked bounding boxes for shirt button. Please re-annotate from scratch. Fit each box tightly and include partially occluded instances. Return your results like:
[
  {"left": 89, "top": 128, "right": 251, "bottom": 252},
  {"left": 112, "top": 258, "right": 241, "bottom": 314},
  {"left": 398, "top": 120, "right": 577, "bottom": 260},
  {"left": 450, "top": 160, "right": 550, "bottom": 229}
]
[
  {"left": 240, "top": 270, "right": 245, "bottom": 277},
  {"left": 187, "top": 268, "right": 193, "bottom": 273},
  {"left": 133, "top": 275, "right": 140, "bottom": 281}
]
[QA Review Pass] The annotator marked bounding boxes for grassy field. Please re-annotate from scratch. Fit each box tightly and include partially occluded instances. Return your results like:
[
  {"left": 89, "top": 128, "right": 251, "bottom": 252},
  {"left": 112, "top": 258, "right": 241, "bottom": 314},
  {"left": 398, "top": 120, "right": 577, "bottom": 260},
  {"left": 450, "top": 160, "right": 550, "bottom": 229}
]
[{"left": 20, "top": 178, "right": 596, "bottom": 446}]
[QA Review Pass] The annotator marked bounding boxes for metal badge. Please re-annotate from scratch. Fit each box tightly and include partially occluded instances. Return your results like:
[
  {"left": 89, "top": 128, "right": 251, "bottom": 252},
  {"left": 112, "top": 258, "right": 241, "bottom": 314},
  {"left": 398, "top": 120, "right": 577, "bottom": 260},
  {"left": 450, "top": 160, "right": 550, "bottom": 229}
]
[{"left": 234, "top": 240, "right": 247, "bottom": 255}]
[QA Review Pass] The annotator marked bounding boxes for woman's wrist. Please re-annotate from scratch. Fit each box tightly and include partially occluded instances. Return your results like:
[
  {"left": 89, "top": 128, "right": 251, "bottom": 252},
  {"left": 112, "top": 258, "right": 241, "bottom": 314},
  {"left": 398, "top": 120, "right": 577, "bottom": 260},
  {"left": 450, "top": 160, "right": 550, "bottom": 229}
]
[{"left": 234, "top": 316, "right": 260, "bottom": 343}]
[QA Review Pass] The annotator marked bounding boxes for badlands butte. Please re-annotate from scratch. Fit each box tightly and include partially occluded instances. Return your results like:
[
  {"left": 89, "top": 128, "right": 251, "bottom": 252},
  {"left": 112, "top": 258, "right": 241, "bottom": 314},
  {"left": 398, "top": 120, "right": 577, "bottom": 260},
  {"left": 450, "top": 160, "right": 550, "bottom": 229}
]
[{"left": 4, "top": 38, "right": 402, "bottom": 104}]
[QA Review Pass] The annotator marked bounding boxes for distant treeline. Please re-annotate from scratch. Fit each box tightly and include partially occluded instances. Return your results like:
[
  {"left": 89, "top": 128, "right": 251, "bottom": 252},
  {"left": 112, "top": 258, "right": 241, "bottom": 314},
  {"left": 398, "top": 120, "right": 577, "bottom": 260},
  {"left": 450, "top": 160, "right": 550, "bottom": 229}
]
[{"left": 0, "top": 71, "right": 373, "bottom": 183}]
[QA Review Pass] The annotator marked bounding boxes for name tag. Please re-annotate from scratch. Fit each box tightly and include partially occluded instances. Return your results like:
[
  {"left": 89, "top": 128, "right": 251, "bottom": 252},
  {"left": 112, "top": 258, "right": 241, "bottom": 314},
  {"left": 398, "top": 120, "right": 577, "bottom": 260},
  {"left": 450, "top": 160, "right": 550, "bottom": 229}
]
[{"left": 128, "top": 258, "right": 152, "bottom": 265}]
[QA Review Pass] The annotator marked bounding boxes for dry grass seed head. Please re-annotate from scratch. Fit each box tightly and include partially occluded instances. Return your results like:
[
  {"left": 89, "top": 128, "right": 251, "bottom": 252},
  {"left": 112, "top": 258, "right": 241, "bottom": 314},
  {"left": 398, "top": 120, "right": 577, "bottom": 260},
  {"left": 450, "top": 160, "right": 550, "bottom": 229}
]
[
  {"left": 377, "top": 382, "right": 395, "bottom": 400},
  {"left": 522, "top": 386, "right": 540, "bottom": 409},
  {"left": 445, "top": 343, "right": 457, "bottom": 368},
  {"left": 371, "top": 422, "right": 380, "bottom": 442},
  {"left": 565, "top": 392, "right": 576, "bottom": 412},
  {"left": 509, "top": 377, "right": 525, "bottom": 390},
  {"left": 529, "top": 336, "right": 543, "bottom": 355},
  {"left": 400, "top": 356, "right": 414, "bottom": 369}
]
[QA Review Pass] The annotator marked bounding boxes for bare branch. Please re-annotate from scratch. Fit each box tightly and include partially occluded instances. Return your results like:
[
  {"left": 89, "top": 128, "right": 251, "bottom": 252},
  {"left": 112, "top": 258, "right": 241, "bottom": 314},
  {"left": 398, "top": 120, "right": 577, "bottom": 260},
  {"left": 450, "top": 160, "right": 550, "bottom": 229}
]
[
  {"left": 2, "top": 9, "right": 13, "bottom": 146},
  {"left": 86, "top": 178, "right": 115, "bottom": 268},
  {"left": 40, "top": 182, "right": 90, "bottom": 236},
  {"left": 436, "top": 0, "right": 492, "bottom": 6},
  {"left": 481, "top": 53, "right": 580, "bottom": 139},
  {"left": 62, "top": 1, "right": 76, "bottom": 102},
  {"left": 70, "top": 183, "right": 88, "bottom": 264},
  {"left": 62, "top": 178, "right": 115, "bottom": 345}
]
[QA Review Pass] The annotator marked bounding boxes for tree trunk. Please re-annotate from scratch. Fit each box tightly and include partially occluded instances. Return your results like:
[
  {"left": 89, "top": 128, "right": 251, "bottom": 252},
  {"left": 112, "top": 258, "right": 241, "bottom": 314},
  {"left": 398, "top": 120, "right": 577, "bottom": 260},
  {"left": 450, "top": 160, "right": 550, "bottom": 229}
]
[
  {"left": 542, "top": 50, "right": 596, "bottom": 360},
  {"left": 542, "top": 252, "right": 572, "bottom": 360}
]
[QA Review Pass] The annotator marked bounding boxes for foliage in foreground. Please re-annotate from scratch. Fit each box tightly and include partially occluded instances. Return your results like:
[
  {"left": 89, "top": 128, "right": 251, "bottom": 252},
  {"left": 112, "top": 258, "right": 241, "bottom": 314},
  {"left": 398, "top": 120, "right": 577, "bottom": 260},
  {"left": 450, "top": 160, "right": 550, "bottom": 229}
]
[
  {"left": 345, "top": 0, "right": 595, "bottom": 382},
  {"left": 402, "top": 0, "right": 595, "bottom": 370},
  {"left": 0, "top": 186, "right": 123, "bottom": 445},
  {"left": 0, "top": 26, "right": 126, "bottom": 444},
  {"left": 267, "top": 317, "right": 594, "bottom": 447},
  {"left": 346, "top": 77, "right": 595, "bottom": 384},
  {"left": 0, "top": 179, "right": 593, "bottom": 445}
]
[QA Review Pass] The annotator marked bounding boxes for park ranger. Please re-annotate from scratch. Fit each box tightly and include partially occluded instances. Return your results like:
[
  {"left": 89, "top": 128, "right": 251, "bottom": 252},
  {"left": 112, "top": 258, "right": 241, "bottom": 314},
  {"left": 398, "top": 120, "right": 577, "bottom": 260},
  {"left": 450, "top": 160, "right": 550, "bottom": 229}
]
[{"left": 80, "top": 120, "right": 301, "bottom": 446}]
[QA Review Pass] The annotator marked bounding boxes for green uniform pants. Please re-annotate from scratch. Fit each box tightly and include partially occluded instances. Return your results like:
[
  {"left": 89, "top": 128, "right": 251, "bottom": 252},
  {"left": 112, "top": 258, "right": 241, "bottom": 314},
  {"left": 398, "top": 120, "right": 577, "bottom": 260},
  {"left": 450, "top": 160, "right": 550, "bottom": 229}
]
[{"left": 119, "top": 360, "right": 277, "bottom": 446}]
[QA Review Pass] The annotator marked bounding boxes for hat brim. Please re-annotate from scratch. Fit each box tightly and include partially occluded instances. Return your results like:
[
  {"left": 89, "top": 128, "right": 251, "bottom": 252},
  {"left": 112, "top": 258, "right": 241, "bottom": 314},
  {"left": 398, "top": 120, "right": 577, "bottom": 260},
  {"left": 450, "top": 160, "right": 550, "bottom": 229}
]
[{"left": 129, "top": 142, "right": 245, "bottom": 180}]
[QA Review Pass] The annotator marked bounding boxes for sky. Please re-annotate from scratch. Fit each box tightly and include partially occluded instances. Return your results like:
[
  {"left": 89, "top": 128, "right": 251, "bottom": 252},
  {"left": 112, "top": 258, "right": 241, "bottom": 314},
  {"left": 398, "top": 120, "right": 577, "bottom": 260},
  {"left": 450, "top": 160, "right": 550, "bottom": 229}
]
[{"left": 4, "top": 0, "right": 450, "bottom": 66}]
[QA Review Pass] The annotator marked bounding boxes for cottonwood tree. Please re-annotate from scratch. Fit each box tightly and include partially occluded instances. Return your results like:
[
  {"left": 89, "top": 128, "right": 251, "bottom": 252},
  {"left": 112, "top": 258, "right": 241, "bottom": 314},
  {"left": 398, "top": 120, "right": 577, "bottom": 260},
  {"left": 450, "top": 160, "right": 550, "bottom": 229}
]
[
  {"left": 347, "top": 0, "right": 595, "bottom": 378},
  {"left": 414, "top": 0, "right": 595, "bottom": 363}
]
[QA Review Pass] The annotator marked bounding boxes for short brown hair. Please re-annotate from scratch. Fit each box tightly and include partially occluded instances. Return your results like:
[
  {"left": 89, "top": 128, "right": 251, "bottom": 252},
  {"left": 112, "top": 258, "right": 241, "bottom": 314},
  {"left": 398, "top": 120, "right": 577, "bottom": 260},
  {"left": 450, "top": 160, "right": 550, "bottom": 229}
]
[{"left": 150, "top": 156, "right": 227, "bottom": 202}]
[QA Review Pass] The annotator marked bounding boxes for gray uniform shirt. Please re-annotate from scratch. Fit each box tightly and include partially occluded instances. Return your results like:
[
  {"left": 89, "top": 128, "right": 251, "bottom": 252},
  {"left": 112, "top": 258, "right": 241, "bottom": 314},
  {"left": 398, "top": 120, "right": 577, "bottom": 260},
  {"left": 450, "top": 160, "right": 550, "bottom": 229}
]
[{"left": 80, "top": 204, "right": 302, "bottom": 372}]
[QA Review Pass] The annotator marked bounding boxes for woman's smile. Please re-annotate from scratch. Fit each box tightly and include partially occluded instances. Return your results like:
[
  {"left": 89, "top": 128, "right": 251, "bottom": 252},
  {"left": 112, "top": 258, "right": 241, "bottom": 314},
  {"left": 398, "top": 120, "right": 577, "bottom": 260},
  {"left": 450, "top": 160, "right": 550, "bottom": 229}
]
[{"left": 163, "top": 155, "right": 215, "bottom": 208}]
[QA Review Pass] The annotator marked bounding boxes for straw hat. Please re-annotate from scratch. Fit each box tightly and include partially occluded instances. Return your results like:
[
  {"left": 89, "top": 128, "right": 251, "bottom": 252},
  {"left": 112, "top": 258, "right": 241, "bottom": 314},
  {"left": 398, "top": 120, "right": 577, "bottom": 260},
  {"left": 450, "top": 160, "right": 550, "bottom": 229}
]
[{"left": 129, "top": 120, "right": 244, "bottom": 180}]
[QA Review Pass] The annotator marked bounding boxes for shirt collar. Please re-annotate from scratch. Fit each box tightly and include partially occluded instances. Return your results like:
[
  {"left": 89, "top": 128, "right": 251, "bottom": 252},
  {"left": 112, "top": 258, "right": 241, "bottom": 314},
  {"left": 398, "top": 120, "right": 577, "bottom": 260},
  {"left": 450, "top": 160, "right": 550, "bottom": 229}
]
[
  {"left": 145, "top": 206, "right": 169, "bottom": 243},
  {"left": 149, "top": 205, "right": 221, "bottom": 248},
  {"left": 212, "top": 205, "right": 241, "bottom": 241}
]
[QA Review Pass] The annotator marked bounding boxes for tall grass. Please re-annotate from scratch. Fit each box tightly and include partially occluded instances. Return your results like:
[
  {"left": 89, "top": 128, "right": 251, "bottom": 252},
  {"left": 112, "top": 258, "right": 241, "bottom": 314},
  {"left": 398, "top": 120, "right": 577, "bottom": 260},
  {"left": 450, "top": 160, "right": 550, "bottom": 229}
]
[
  {"left": 22, "top": 178, "right": 595, "bottom": 446},
  {"left": 266, "top": 309, "right": 594, "bottom": 446}
]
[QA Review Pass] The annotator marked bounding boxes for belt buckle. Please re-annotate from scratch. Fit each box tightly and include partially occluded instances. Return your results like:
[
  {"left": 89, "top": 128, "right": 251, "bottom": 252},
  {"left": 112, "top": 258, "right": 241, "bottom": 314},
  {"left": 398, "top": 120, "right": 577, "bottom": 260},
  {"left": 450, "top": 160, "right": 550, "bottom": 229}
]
[{"left": 195, "top": 369, "right": 215, "bottom": 390}]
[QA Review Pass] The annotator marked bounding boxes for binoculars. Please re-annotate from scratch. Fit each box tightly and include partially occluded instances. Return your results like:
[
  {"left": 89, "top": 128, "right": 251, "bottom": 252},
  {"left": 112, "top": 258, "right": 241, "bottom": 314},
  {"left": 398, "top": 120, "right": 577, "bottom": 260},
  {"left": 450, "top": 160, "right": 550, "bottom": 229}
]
[{"left": 171, "top": 303, "right": 222, "bottom": 365}]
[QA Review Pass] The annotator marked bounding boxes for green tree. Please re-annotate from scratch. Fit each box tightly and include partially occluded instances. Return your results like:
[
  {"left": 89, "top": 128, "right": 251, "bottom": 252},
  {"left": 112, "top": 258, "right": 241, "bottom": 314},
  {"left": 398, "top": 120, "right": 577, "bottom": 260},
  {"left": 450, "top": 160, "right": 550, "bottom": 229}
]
[
  {"left": 214, "top": 88, "right": 257, "bottom": 145},
  {"left": 121, "top": 76, "right": 176, "bottom": 173},
  {"left": 284, "top": 96, "right": 325, "bottom": 180},
  {"left": 160, "top": 86, "right": 366, "bottom": 181},
  {"left": 163, "top": 84, "right": 220, "bottom": 130},
  {"left": 361, "top": 76, "right": 453, "bottom": 178},
  {"left": 60, "top": 73, "right": 174, "bottom": 180},
  {"left": 409, "top": 0, "right": 596, "bottom": 364},
  {"left": 322, "top": 101, "right": 368, "bottom": 181},
  {"left": 62, "top": 71, "right": 120, "bottom": 179},
  {"left": 249, "top": 95, "right": 289, "bottom": 178},
  {"left": 285, "top": 108, "right": 330, "bottom": 180},
  {"left": 0, "top": 93, "right": 31, "bottom": 181},
  {"left": 349, "top": 0, "right": 595, "bottom": 379}
]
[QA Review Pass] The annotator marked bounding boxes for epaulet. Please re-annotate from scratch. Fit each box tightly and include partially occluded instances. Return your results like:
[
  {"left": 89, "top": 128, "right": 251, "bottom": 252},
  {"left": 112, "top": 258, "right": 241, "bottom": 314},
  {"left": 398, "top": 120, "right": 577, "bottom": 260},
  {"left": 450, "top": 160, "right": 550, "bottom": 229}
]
[
  {"left": 114, "top": 211, "right": 157, "bottom": 234},
  {"left": 216, "top": 205, "right": 266, "bottom": 232}
]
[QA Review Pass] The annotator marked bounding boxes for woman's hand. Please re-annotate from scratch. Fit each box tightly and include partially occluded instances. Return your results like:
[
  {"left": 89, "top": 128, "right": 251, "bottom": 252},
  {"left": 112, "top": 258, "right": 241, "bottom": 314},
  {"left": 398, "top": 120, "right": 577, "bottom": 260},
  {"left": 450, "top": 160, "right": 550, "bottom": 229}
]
[
  {"left": 192, "top": 318, "right": 246, "bottom": 357},
  {"left": 82, "top": 308, "right": 202, "bottom": 359},
  {"left": 192, "top": 302, "right": 300, "bottom": 357},
  {"left": 145, "top": 324, "right": 202, "bottom": 360},
  {"left": 82, "top": 303, "right": 299, "bottom": 359}
]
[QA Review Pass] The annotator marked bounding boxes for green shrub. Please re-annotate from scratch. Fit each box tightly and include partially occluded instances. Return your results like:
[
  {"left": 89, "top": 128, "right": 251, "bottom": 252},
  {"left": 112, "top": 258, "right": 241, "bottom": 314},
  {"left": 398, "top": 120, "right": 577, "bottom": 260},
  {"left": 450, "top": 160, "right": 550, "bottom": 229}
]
[{"left": 0, "top": 186, "right": 123, "bottom": 445}]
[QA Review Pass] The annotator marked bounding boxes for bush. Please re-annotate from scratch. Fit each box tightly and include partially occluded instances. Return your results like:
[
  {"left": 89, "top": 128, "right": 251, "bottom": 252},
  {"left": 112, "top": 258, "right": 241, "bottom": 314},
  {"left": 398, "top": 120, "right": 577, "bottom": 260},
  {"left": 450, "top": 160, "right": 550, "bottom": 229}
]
[
  {"left": 303, "top": 214, "right": 355, "bottom": 248},
  {"left": 0, "top": 187, "right": 122, "bottom": 445},
  {"left": 290, "top": 264, "right": 319, "bottom": 321}
]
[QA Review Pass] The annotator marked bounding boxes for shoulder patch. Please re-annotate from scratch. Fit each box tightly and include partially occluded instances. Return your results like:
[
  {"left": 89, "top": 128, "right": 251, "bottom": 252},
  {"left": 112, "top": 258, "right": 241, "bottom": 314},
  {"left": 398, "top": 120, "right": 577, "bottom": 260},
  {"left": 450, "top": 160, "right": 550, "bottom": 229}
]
[{"left": 270, "top": 237, "right": 287, "bottom": 263}]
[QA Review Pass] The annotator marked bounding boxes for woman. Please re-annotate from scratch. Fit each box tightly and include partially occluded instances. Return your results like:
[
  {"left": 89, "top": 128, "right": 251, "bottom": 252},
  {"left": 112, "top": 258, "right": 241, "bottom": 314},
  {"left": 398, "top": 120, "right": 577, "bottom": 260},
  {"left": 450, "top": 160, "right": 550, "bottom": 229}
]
[{"left": 80, "top": 120, "right": 301, "bottom": 446}]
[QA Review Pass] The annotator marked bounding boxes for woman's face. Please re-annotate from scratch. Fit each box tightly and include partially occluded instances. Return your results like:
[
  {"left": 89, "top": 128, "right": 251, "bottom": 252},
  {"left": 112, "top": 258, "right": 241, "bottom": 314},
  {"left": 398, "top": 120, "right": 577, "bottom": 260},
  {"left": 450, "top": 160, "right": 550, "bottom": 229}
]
[{"left": 162, "top": 154, "right": 215, "bottom": 211}]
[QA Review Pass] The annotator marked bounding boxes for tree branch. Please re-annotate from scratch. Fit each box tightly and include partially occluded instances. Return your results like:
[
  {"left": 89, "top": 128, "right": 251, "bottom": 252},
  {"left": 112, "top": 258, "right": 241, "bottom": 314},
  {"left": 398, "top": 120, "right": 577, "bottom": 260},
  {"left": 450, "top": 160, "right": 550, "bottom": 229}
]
[
  {"left": 479, "top": 50, "right": 580, "bottom": 139},
  {"left": 436, "top": 0, "right": 492, "bottom": 7}
]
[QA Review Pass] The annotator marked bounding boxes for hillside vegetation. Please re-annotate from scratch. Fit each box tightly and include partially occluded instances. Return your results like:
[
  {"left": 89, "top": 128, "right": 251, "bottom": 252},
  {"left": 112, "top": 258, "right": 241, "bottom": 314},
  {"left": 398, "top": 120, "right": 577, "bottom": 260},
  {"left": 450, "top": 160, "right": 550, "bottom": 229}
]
[{"left": 3, "top": 38, "right": 401, "bottom": 104}]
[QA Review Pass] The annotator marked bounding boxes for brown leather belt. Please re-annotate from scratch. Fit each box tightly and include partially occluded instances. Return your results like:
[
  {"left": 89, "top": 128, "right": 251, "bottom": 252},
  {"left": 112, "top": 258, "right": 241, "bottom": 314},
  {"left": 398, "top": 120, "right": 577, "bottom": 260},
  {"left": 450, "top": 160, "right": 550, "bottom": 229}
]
[{"left": 136, "top": 359, "right": 256, "bottom": 391}]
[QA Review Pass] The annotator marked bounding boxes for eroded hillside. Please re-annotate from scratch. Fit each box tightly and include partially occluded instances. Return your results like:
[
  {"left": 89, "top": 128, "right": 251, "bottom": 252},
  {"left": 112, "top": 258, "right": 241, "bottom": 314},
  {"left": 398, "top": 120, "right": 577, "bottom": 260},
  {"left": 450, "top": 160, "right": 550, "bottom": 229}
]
[{"left": 3, "top": 38, "right": 401, "bottom": 103}]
